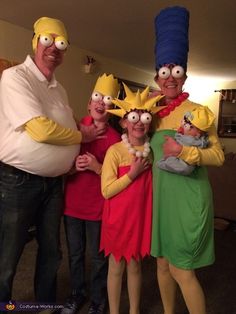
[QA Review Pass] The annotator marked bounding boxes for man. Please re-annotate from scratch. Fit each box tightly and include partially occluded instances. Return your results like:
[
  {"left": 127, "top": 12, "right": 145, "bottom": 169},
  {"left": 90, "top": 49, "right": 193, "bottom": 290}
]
[{"left": 0, "top": 17, "right": 105, "bottom": 303}]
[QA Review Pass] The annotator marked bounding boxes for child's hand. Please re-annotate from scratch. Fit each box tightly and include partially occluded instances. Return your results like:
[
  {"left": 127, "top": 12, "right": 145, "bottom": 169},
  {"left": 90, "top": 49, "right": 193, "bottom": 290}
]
[
  {"left": 75, "top": 153, "right": 102, "bottom": 175},
  {"left": 75, "top": 154, "right": 89, "bottom": 171},
  {"left": 84, "top": 152, "right": 102, "bottom": 174},
  {"left": 128, "top": 156, "right": 150, "bottom": 180}
]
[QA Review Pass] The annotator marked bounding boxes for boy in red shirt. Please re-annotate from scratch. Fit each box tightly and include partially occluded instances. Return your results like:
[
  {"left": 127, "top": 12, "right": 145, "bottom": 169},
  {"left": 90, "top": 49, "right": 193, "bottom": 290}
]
[{"left": 61, "top": 74, "right": 120, "bottom": 314}]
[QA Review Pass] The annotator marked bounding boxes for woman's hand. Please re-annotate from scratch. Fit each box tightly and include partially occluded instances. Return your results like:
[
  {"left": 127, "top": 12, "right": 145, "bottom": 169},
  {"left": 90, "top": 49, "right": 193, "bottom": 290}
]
[
  {"left": 163, "top": 136, "right": 182, "bottom": 158},
  {"left": 128, "top": 156, "right": 150, "bottom": 180}
]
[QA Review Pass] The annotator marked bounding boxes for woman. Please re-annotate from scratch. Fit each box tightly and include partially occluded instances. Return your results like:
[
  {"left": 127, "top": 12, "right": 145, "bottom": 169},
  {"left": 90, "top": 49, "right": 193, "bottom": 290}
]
[{"left": 151, "top": 6, "right": 225, "bottom": 314}]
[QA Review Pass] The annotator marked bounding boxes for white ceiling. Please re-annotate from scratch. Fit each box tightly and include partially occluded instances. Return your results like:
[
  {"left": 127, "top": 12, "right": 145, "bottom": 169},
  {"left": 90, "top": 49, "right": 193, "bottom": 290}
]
[{"left": 1, "top": 0, "right": 236, "bottom": 80}]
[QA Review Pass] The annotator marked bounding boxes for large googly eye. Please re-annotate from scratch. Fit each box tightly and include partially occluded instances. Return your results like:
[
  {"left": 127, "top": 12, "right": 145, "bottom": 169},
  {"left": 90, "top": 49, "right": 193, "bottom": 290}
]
[
  {"left": 140, "top": 112, "right": 152, "bottom": 124},
  {"left": 39, "top": 34, "right": 53, "bottom": 47},
  {"left": 171, "top": 66, "right": 185, "bottom": 78},
  {"left": 55, "top": 36, "right": 68, "bottom": 50},
  {"left": 103, "top": 95, "right": 113, "bottom": 106},
  {"left": 91, "top": 92, "right": 103, "bottom": 102},
  {"left": 127, "top": 111, "right": 140, "bottom": 123},
  {"left": 158, "top": 67, "right": 171, "bottom": 79}
]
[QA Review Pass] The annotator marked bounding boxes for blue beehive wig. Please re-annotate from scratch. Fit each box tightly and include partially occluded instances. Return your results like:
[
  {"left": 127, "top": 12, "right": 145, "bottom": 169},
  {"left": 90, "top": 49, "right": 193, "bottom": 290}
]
[{"left": 154, "top": 6, "right": 190, "bottom": 71}]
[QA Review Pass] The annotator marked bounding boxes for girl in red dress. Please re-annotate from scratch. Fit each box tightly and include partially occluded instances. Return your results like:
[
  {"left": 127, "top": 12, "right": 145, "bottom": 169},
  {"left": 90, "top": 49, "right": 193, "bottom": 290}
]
[{"left": 100, "top": 84, "right": 163, "bottom": 314}]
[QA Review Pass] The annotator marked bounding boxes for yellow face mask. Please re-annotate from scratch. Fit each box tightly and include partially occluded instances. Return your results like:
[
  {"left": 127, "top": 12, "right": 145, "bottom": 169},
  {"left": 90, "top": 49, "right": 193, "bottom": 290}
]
[{"left": 32, "top": 17, "right": 69, "bottom": 52}]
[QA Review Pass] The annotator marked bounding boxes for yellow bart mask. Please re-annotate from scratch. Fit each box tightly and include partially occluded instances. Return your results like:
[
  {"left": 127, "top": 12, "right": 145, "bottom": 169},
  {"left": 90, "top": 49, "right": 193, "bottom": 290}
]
[
  {"left": 93, "top": 74, "right": 120, "bottom": 99},
  {"left": 32, "top": 17, "right": 69, "bottom": 52}
]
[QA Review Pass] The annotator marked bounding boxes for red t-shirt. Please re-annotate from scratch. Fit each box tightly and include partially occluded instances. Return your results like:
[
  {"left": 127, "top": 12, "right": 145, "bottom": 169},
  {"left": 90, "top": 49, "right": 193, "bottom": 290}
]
[{"left": 64, "top": 116, "right": 120, "bottom": 221}]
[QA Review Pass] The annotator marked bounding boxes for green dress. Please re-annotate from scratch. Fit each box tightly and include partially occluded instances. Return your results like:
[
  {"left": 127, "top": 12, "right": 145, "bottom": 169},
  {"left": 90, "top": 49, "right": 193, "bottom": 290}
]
[{"left": 151, "top": 129, "right": 214, "bottom": 269}]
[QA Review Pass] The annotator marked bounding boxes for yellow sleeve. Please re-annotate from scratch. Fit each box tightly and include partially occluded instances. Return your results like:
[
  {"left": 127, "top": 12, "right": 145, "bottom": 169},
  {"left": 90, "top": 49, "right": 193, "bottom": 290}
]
[
  {"left": 101, "top": 145, "right": 132, "bottom": 199},
  {"left": 24, "top": 116, "right": 82, "bottom": 145},
  {"left": 179, "top": 125, "right": 225, "bottom": 166}
]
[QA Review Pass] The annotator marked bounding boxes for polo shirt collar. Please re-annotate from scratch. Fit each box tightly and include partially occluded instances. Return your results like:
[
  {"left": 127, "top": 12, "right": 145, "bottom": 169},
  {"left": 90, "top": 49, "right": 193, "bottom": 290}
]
[{"left": 24, "top": 55, "right": 58, "bottom": 88}]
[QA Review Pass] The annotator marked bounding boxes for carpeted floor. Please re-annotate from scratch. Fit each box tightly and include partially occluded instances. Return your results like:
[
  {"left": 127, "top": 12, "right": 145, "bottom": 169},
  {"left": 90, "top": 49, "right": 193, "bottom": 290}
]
[{"left": 11, "top": 222, "right": 236, "bottom": 314}]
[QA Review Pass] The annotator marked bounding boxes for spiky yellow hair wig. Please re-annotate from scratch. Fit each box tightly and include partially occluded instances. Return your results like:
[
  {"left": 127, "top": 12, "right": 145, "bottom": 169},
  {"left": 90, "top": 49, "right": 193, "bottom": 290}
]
[
  {"left": 93, "top": 73, "right": 120, "bottom": 98},
  {"left": 107, "top": 83, "right": 164, "bottom": 118}
]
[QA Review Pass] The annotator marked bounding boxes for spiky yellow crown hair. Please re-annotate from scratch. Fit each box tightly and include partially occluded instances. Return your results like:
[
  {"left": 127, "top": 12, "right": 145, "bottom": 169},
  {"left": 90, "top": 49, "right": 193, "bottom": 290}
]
[
  {"left": 93, "top": 73, "right": 120, "bottom": 99},
  {"left": 107, "top": 83, "right": 165, "bottom": 118}
]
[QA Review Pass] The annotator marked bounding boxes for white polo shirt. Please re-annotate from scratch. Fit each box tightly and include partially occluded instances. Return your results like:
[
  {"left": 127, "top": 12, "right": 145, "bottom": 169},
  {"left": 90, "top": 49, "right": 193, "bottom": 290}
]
[{"left": 0, "top": 55, "right": 80, "bottom": 177}]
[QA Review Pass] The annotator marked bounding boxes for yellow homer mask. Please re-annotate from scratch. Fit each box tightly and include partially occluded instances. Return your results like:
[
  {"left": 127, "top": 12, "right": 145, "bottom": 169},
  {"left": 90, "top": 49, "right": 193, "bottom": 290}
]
[
  {"left": 32, "top": 17, "right": 69, "bottom": 52},
  {"left": 93, "top": 74, "right": 120, "bottom": 99},
  {"left": 107, "top": 83, "right": 165, "bottom": 118}
]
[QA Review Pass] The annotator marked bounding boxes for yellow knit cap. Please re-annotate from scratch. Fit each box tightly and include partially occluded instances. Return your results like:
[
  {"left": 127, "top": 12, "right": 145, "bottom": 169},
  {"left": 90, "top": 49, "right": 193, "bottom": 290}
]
[
  {"left": 188, "top": 106, "right": 215, "bottom": 131},
  {"left": 93, "top": 74, "right": 120, "bottom": 99},
  {"left": 32, "top": 17, "right": 68, "bottom": 52}
]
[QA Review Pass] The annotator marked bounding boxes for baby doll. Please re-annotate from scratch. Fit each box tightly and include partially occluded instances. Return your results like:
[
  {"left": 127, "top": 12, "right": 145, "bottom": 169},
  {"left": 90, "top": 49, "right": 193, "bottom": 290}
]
[{"left": 157, "top": 106, "right": 215, "bottom": 175}]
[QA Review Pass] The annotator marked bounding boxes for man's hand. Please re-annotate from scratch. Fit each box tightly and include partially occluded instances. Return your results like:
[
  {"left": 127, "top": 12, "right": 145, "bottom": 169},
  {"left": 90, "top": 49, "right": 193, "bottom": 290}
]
[
  {"left": 80, "top": 124, "right": 107, "bottom": 143},
  {"left": 163, "top": 136, "right": 182, "bottom": 158}
]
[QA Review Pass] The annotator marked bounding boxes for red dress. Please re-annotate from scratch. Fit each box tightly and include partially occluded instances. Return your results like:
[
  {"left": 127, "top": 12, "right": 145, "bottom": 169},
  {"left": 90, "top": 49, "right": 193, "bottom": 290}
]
[{"left": 100, "top": 142, "right": 152, "bottom": 262}]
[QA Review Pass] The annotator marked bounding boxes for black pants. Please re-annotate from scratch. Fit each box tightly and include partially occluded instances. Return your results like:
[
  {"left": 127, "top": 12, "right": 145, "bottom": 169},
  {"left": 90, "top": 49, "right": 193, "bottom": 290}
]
[{"left": 0, "top": 162, "right": 63, "bottom": 302}]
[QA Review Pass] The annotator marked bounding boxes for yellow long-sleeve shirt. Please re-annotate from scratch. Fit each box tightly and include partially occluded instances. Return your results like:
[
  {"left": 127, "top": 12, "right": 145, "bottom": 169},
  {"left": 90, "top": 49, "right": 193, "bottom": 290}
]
[
  {"left": 101, "top": 141, "right": 153, "bottom": 199},
  {"left": 25, "top": 116, "right": 82, "bottom": 145}
]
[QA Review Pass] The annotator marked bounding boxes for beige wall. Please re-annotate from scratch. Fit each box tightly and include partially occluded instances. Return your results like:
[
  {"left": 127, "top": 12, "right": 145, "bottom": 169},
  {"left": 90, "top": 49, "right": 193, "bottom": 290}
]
[
  {"left": 0, "top": 19, "right": 155, "bottom": 119},
  {"left": 1, "top": 19, "right": 236, "bottom": 152}
]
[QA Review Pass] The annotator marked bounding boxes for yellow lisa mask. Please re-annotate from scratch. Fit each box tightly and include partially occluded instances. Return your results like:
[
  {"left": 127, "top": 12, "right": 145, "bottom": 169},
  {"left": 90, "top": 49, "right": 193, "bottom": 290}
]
[
  {"left": 32, "top": 17, "right": 68, "bottom": 52},
  {"left": 107, "top": 83, "right": 165, "bottom": 118}
]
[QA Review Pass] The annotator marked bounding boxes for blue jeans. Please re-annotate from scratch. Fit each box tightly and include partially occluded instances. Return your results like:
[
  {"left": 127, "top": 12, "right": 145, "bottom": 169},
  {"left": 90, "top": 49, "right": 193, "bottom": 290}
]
[
  {"left": 0, "top": 162, "right": 63, "bottom": 302},
  {"left": 64, "top": 216, "right": 108, "bottom": 304}
]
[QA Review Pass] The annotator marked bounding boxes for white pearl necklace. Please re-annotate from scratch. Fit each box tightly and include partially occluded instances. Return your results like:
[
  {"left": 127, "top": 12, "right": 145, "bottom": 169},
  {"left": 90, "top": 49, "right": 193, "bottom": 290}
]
[{"left": 121, "top": 133, "right": 150, "bottom": 158}]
